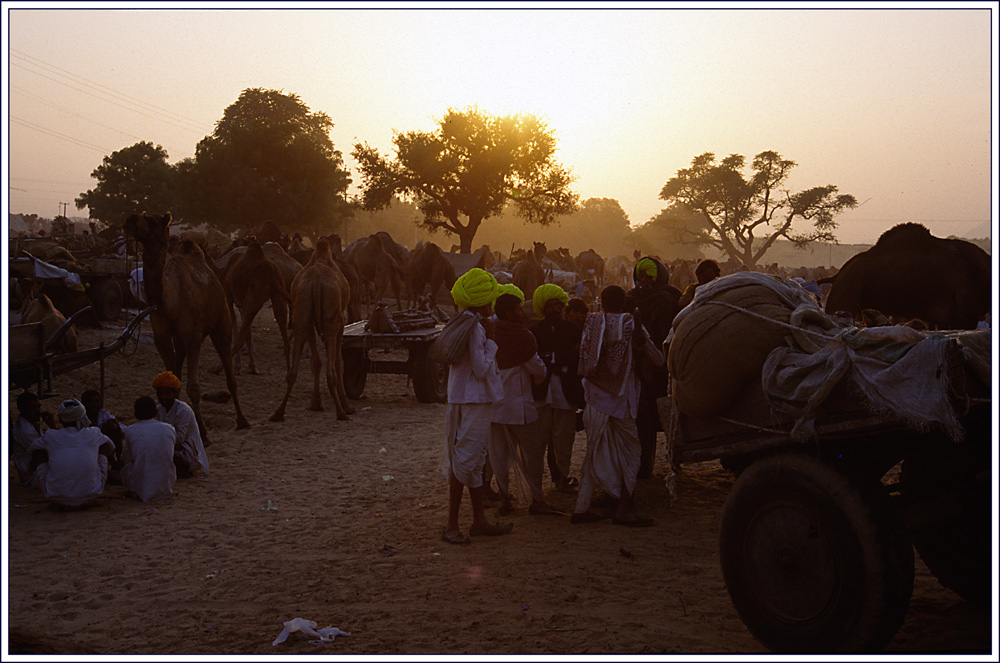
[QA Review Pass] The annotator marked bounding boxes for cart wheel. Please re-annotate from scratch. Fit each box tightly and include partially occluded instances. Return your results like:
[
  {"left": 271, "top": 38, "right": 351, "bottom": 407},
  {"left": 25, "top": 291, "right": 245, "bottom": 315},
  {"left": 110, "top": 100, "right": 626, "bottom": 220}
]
[
  {"left": 91, "top": 278, "right": 123, "bottom": 321},
  {"left": 719, "top": 454, "right": 913, "bottom": 653},
  {"left": 341, "top": 348, "right": 368, "bottom": 400},
  {"left": 411, "top": 346, "right": 448, "bottom": 404},
  {"left": 901, "top": 447, "right": 991, "bottom": 606}
]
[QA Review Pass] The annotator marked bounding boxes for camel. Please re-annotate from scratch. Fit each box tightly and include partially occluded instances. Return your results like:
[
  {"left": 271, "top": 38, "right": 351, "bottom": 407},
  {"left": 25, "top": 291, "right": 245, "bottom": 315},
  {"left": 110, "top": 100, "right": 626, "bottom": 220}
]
[
  {"left": 270, "top": 239, "right": 354, "bottom": 422},
  {"left": 346, "top": 234, "right": 407, "bottom": 311},
  {"left": 405, "top": 242, "right": 457, "bottom": 310},
  {"left": 124, "top": 212, "right": 249, "bottom": 442},
  {"left": 220, "top": 241, "right": 292, "bottom": 375},
  {"left": 605, "top": 255, "right": 632, "bottom": 288},
  {"left": 548, "top": 247, "right": 576, "bottom": 273},
  {"left": 19, "top": 286, "right": 78, "bottom": 354},
  {"left": 512, "top": 242, "right": 548, "bottom": 298},
  {"left": 374, "top": 231, "right": 411, "bottom": 268},
  {"left": 473, "top": 245, "right": 496, "bottom": 271},
  {"left": 575, "top": 248, "right": 605, "bottom": 286},
  {"left": 824, "top": 223, "right": 991, "bottom": 330},
  {"left": 668, "top": 259, "right": 697, "bottom": 294}
]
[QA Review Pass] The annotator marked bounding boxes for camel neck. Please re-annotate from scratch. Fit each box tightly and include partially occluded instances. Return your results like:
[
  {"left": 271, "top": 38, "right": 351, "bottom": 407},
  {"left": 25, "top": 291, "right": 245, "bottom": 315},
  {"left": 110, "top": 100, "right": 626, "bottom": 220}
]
[{"left": 141, "top": 245, "right": 167, "bottom": 306}]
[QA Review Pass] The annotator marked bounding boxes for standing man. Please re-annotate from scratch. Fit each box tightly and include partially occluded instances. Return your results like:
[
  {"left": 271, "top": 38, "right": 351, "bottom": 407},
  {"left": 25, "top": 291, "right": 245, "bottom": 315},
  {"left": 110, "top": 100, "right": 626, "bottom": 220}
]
[
  {"left": 572, "top": 286, "right": 664, "bottom": 527},
  {"left": 530, "top": 285, "right": 585, "bottom": 492},
  {"left": 489, "top": 291, "right": 562, "bottom": 516},
  {"left": 153, "top": 371, "right": 210, "bottom": 478},
  {"left": 626, "top": 257, "right": 681, "bottom": 479},
  {"left": 678, "top": 259, "right": 722, "bottom": 308},
  {"left": 442, "top": 268, "right": 512, "bottom": 544}
]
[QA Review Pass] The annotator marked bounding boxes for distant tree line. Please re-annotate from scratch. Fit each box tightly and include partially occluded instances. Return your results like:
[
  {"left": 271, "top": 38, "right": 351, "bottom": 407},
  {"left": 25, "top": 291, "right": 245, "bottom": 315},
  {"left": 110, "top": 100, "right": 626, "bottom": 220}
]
[{"left": 75, "top": 87, "right": 857, "bottom": 267}]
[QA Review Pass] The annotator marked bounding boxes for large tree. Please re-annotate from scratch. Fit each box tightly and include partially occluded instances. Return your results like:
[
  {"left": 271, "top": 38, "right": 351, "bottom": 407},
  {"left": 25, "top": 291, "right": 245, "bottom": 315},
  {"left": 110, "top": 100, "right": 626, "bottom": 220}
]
[
  {"left": 352, "top": 106, "right": 579, "bottom": 253},
  {"left": 659, "top": 151, "right": 858, "bottom": 268},
  {"left": 76, "top": 141, "right": 177, "bottom": 226},
  {"left": 181, "top": 88, "right": 353, "bottom": 236}
]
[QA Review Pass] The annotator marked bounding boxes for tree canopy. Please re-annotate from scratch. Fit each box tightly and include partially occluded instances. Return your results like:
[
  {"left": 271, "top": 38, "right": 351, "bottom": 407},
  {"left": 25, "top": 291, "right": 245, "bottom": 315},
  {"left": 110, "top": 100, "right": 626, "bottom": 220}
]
[
  {"left": 75, "top": 141, "right": 176, "bottom": 226},
  {"left": 352, "top": 106, "right": 579, "bottom": 253},
  {"left": 659, "top": 151, "right": 858, "bottom": 267},
  {"left": 179, "top": 88, "right": 353, "bottom": 236}
]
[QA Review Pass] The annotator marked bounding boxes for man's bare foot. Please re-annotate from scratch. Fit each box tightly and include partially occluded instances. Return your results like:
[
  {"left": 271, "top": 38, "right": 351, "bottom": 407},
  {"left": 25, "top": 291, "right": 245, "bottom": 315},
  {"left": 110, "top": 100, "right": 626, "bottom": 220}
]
[
  {"left": 441, "top": 527, "right": 471, "bottom": 544},
  {"left": 469, "top": 521, "right": 513, "bottom": 536}
]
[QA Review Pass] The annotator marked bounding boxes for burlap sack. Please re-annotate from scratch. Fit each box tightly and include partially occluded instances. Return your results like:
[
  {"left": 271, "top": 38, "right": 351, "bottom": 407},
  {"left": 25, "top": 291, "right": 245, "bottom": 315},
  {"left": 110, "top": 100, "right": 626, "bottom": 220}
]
[{"left": 668, "top": 284, "right": 792, "bottom": 418}]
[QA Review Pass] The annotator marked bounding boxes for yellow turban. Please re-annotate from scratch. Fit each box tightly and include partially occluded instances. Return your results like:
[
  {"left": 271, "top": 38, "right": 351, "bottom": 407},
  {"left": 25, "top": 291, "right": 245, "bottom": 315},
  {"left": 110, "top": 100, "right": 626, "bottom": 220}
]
[
  {"left": 152, "top": 371, "right": 181, "bottom": 390},
  {"left": 532, "top": 283, "right": 569, "bottom": 318},
  {"left": 636, "top": 257, "right": 657, "bottom": 279},
  {"left": 496, "top": 283, "right": 525, "bottom": 303},
  {"left": 451, "top": 268, "right": 499, "bottom": 309}
]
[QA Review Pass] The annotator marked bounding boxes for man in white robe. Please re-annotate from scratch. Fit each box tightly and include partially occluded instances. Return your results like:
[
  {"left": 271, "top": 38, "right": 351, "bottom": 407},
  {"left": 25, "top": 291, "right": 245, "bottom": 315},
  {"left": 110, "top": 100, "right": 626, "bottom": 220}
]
[
  {"left": 441, "top": 268, "right": 511, "bottom": 544},
  {"left": 572, "top": 285, "right": 663, "bottom": 527},
  {"left": 28, "top": 398, "right": 115, "bottom": 508},
  {"left": 122, "top": 395, "right": 177, "bottom": 502},
  {"left": 152, "top": 371, "right": 210, "bottom": 478}
]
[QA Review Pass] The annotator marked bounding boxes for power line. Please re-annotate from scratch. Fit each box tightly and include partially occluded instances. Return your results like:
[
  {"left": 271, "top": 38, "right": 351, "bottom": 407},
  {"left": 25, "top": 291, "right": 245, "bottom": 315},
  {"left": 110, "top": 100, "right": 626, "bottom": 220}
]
[
  {"left": 11, "top": 48, "right": 208, "bottom": 133},
  {"left": 10, "top": 115, "right": 112, "bottom": 153},
  {"left": 11, "top": 84, "right": 148, "bottom": 143}
]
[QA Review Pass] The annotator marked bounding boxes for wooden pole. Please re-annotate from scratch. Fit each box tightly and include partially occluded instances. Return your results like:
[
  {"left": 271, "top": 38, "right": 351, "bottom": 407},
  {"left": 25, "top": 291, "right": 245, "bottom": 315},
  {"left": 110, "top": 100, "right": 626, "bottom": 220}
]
[{"left": 99, "top": 342, "right": 105, "bottom": 401}]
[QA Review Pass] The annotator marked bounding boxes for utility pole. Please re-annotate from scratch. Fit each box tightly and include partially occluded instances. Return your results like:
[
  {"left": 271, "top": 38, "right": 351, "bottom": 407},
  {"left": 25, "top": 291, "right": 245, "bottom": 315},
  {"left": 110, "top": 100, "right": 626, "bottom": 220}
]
[{"left": 58, "top": 202, "right": 69, "bottom": 218}]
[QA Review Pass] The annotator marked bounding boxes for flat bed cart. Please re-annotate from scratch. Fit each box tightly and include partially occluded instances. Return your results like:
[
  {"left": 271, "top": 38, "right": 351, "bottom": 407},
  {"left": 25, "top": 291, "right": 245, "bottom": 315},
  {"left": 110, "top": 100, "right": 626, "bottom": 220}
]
[
  {"left": 656, "top": 331, "right": 991, "bottom": 653},
  {"left": 340, "top": 320, "right": 448, "bottom": 403}
]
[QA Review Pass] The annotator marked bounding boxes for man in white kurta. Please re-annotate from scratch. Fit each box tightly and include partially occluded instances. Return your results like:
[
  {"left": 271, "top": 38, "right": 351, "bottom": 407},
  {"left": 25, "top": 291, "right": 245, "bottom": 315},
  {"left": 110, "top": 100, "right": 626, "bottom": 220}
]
[
  {"left": 122, "top": 395, "right": 177, "bottom": 502},
  {"left": 489, "top": 292, "right": 561, "bottom": 516},
  {"left": 572, "top": 285, "right": 663, "bottom": 527},
  {"left": 28, "top": 398, "right": 115, "bottom": 507},
  {"left": 441, "top": 268, "right": 511, "bottom": 544},
  {"left": 153, "top": 371, "right": 210, "bottom": 478}
]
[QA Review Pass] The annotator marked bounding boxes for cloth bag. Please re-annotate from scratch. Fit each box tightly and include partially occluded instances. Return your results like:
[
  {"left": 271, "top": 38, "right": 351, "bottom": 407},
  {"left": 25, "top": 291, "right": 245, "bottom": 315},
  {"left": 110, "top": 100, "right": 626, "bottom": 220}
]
[{"left": 431, "top": 311, "right": 481, "bottom": 365}]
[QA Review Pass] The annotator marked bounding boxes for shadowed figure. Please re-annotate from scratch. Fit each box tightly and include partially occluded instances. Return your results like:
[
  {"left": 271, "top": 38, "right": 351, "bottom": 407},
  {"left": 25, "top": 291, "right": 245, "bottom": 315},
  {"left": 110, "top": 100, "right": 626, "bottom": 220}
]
[{"left": 125, "top": 212, "right": 249, "bottom": 443}]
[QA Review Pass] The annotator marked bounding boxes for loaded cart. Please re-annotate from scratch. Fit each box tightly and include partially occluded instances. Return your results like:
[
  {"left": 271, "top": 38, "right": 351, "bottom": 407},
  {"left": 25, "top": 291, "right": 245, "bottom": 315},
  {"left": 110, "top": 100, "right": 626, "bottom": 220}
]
[
  {"left": 657, "top": 272, "right": 992, "bottom": 653},
  {"left": 340, "top": 307, "right": 449, "bottom": 404}
]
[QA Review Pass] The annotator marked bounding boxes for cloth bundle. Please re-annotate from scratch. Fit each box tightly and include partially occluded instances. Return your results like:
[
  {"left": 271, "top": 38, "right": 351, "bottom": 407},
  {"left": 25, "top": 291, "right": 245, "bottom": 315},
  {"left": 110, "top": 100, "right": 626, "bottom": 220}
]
[
  {"left": 579, "top": 312, "right": 634, "bottom": 397},
  {"left": 272, "top": 618, "right": 350, "bottom": 646},
  {"left": 431, "top": 311, "right": 481, "bottom": 365}
]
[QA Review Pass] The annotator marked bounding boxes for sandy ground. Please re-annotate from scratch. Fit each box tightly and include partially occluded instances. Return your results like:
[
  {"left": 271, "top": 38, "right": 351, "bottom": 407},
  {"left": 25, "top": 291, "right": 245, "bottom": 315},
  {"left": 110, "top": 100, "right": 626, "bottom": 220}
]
[{"left": 5, "top": 306, "right": 993, "bottom": 656}]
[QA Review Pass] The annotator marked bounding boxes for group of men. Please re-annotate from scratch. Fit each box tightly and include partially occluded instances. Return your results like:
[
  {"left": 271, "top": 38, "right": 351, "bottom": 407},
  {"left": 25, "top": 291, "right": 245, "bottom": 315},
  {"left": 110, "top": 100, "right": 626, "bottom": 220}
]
[
  {"left": 10, "top": 371, "right": 209, "bottom": 508},
  {"left": 442, "top": 256, "right": 718, "bottom": 543}
]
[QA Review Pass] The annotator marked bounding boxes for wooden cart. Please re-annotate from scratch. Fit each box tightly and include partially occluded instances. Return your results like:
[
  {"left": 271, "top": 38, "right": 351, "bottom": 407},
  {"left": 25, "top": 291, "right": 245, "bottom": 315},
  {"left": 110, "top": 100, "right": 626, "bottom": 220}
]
[{"left": 340, "top": 320, "right": 448, "bottom": 403}]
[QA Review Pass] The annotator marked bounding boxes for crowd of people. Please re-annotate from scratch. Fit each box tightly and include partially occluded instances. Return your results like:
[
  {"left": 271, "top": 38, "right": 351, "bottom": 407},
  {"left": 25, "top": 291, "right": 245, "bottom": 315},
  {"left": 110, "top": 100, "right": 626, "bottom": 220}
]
[
  {"left": 9, "top": 371, "right": 209, "bottom": 509},
  {"left": 440, "top": 256, "right": 723, "bottom": 543}
]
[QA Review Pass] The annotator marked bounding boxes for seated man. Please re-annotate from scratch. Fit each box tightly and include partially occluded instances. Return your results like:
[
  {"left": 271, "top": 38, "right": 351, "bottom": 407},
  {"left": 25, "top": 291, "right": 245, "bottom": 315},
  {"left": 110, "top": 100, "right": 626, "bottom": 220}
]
[
  {"left": 81, "top": 389, "right": 125, "bottom": 478},
  {"left": 28, "top": 398, "right": 115, "bottom": 508},
  {"left": 121, "top": 396, "right": 177, "bottom": 502},
  {"left": 10, "top": 391, "right": 55, "bottom": 487},
  {"left": 152, "top": 372, "right": 210, "bottom": 478}
]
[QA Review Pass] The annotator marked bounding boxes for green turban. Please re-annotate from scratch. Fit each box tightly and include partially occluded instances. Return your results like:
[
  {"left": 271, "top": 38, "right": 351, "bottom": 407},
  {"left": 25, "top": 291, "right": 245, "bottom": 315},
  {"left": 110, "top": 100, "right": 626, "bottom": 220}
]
[
  {"left": 636, "top": 257, "right": 657, "bottom": 279},
  {"left": 532, "top": 283, "right": 569, "bottom": 317},
  {"left": 496, "top": 283, "right": 525, "bottom": 303},
  {"left": 451, "top": 268, "right": 499, "bottom": 309}
]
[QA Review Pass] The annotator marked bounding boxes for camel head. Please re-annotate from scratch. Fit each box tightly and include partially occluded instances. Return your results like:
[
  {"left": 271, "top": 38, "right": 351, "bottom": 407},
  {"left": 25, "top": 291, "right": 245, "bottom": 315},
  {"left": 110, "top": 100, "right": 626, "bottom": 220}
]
[
  {"left": 532, "top": 241, "right": 547, "bottom": 260},
  {"left": 312, "top": 238, "right": 334, "bottom": 266},
  {"left": 124, "top": 212, "right": 171, "bottom": 250}
]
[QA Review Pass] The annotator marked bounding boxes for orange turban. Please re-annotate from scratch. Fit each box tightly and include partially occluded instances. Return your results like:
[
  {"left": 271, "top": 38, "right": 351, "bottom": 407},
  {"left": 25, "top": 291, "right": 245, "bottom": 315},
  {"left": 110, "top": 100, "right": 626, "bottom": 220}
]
[{"left": 152, "top": 371, "right": 181, "bottom": 390}]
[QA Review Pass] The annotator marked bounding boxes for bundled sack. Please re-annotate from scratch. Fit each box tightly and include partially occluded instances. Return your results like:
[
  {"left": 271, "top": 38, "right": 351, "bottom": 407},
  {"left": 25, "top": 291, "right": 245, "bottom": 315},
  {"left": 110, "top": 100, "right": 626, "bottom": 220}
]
[
  {"left": 431, "top": 311, "right": 482, "bottom": 365},
  {"left": 667, "top": 272, "right": 820, "bottom": 419}
]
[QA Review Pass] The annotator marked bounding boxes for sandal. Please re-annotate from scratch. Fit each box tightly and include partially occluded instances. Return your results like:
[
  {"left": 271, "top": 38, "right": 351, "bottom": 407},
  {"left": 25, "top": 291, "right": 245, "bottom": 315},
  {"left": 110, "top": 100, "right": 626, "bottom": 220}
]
[{"left": 441, "top": 527, "right": 471, "bottom": 545}]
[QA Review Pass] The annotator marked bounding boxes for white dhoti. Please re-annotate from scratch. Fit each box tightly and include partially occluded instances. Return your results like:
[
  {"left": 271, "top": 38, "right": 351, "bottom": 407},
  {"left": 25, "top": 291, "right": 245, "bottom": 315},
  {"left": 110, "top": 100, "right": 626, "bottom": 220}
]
[
  {"left": 446, "top": 403, "right": 492, "bottom": 487},
  {"left": 489, "top": 422, "right": 545, "bottom": 505},
  {"left": 575, "top": 404, "right": 640, "bottom": 513}
]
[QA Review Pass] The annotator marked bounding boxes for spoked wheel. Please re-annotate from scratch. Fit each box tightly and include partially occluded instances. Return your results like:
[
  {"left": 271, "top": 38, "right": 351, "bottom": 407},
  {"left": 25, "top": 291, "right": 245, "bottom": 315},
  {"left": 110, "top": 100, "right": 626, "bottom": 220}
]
[
  {"left": 341, "top": 347, "right": 368, "bottom": 400},
  {"left": 91, "top": 277, "right": 123, "bottom": 321},
  {"left": 720, "top": 454, "right": 913, "bottom": 653},
  {"left": 411, "top": 345, "right": 448, "bottom": 403}
]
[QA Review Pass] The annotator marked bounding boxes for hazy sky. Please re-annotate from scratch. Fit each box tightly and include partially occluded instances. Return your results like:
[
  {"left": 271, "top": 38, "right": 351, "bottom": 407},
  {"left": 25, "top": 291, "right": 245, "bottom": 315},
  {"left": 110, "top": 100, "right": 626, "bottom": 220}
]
[{"left": 4, "top": 3, "right": 997, "bottom": 244}]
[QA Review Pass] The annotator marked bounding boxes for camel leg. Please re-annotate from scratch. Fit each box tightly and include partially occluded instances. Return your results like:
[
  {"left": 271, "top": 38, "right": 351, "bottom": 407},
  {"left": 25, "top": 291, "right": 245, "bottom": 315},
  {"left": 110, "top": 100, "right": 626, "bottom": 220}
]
[
  {"left": 271, "top": 295, "right": 291, "bottom": 373},
  {"left": 209, "top": 324, "right": 250, "bottom": 431},
  {"left": 307, "top": 329, "right": 324, "bottom": 412},
  {"left": 269, "top": 328, "right": 308, "bottom": 422},
  {"left": 152, "top": 332, "right": 179, "bottom": 376},
  {"left": 233, "top": 290, "right": 267, "bottom": 375},
  {"left": 181, "top": 336, "right": 210, "bottom": 447},
  {"left": 324, "top": 321, "right": 352, "bottom": 419}
]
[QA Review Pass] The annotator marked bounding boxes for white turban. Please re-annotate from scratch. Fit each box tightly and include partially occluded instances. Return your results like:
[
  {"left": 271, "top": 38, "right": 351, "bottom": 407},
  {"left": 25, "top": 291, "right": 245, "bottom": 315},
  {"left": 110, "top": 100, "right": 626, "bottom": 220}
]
[{"left": 57, "top": 398, "right": 90, "bottom": 428}]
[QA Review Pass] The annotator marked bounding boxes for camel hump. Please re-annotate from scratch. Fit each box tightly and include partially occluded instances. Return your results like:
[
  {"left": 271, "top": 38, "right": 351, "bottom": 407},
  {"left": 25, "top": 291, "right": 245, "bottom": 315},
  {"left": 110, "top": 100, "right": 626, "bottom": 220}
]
[{"left": 875, "top": 222, "right": 932, "bottom": 247}]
